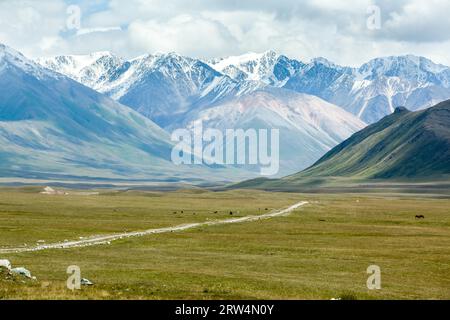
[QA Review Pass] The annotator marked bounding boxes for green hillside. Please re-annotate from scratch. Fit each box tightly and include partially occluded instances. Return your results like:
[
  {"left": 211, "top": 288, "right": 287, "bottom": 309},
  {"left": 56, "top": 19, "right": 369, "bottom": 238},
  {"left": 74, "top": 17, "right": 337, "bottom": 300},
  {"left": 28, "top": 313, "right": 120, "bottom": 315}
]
[
  {"left": 293, "top": 101, "right": 450, "bottom": 179},
  {"left": 233, "top": 100, "right": 450, "bottom": 191}
]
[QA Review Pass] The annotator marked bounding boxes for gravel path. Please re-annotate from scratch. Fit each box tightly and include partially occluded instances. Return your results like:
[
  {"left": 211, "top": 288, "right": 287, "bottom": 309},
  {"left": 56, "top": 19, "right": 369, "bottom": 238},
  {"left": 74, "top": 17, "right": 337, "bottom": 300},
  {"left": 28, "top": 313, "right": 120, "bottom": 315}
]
[{"left": 0, "top": 201, "right": 308, "bottom": 254}]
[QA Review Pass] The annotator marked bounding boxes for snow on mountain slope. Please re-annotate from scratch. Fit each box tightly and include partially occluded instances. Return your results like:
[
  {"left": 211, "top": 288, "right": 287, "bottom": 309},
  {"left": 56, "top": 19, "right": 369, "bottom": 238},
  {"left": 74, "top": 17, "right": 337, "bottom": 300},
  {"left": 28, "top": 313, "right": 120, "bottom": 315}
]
[
  {"left": 1, "top": 44, "right": 55, "bottom": 79},
  {"left": 37, "top": 52, "right": 128, "bottom": 95},
  {"left": 38, "top": 50, "right": 450, "bottom": 126},
  {"left": 115, "top": 53, "right": 242, "bottom": 127},
  {"left": 38, "top": 52, "right": 255, "bottom": 127},
  {"left": 0, "top": 44, "right": 243, "bottom": 183},
  {"left": 174, "top": 88, "right": 366, "bottom": 176},
  {"left": 285, "top": 55, "right": 450, "bottom": 123},
  {"left": 38, "top": 50, "right": 304, "bottom": 127},
  {"left": 208, "top": 50, "right": 303, "bottom": 87},
  {"left": 20, "top": 47, "right": 365, "bottom": 178}
]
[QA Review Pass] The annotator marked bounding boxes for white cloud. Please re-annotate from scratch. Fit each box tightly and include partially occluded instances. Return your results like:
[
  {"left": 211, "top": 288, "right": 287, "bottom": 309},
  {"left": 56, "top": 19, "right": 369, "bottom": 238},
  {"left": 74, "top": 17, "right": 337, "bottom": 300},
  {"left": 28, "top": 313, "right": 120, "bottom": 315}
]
[
  {"left": 76, "top": 26, "right": 122, "bottom": 36},
  {"left": 381, "top": 0, "right": 450, "bottom": 42},
  {"left": 0, "top": 0, "right": 67, "bottom": 57},
  {"left": 0, "top": 0, "right": 449, "bottom": 67},
  {"left": 127, "top": 15, "right": 238, "bottom": 58}
]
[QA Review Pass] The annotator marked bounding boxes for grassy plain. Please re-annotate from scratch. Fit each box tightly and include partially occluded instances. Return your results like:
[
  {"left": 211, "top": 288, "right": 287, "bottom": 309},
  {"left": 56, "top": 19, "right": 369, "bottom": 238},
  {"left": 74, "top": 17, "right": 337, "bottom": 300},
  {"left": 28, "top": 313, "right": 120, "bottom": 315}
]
[{"left": 0, "top": 187, "right": 449, "bottom": 300}]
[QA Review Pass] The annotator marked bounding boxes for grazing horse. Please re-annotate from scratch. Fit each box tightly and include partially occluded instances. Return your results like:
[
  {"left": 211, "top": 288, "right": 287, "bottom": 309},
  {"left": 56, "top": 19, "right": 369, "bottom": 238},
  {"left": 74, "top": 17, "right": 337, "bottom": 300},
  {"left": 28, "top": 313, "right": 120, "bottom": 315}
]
[{"left": 415, "top": 215, "right": 425, "bottom": 219}]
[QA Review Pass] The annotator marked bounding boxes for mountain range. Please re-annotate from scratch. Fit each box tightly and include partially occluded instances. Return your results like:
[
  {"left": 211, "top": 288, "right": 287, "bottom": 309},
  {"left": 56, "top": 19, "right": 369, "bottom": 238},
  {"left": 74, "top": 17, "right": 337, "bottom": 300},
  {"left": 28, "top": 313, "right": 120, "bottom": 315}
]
[
  {"left": 0, "top": 44, "right": 239, "bottom": 184},
  {"left": 38, "top": 52, "right": 253, "bottom": 128},
  {"left": 34, "top": 48, "right": 370, "bottom": 176},
  {"left": 39, "top": 50, "right": 450, "bottom": 125},
  {"left": 2, "top": 43, "right": 449, "bottom": 184}
]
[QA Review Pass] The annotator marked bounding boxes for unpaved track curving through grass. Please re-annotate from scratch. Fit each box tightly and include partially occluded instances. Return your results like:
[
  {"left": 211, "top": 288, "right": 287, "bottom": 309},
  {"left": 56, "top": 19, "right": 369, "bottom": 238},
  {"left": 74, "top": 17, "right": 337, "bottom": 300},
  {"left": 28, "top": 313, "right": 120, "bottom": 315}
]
[{"left": 0, "top": 201, "right": 308, "bottom": 254}]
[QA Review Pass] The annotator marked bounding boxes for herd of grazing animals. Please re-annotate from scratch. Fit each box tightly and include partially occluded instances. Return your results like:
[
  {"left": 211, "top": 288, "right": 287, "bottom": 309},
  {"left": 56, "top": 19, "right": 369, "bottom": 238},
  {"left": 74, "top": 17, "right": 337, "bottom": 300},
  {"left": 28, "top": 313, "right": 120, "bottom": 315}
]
[
  {"left": 170, "top": 209, "right": 426, "bottom": 221},
  {"left": 170, "top": 209, "right": 273, "bottom": 216}
]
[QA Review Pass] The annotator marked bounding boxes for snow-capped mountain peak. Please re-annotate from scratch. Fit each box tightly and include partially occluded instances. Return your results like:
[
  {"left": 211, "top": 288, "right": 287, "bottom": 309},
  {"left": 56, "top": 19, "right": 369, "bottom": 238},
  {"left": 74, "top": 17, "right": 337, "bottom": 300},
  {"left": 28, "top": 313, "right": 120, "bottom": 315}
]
[
  {"left": 37, "top": 51, "right": 117, "bottom": 73},
  {"left": 37, "top": 49, "right": 450, "bottom": 125},
  {"left": 1, "top": 45, "right": 245, "bottom": 183},
  {"left": 357, "top": 55, "right": 450, "bottom": 84},
  {"left": 0, "top": 43, "right": 23, "bottom": 58},
  {"left": 207, "top": 50, "right": 302, "bottom": 86},
  {"left": 283, "top": 53, "right": 450, "bottom": 123},
  {"left": 310, "top": 57, "right": 338, "bottom": 67},
  {"left": 0, "top": 43, "right": 57, "bottom": 79},
  {"left": 0, "top": 43, "right": 28, "bottom": 62},
  {"left": 37, "top": 51, "right": 124, "bottom": 90}
]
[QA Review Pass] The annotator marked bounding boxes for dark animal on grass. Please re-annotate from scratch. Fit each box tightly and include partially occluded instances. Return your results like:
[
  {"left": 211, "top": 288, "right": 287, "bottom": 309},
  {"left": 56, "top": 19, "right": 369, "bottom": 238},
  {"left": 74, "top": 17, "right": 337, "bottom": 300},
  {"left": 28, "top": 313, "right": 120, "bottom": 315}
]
[
  {"left": 415, "top": 215, "right": 425, "bottom": 219},
  {"left": 230, "top": 211, "right": 233, "bottom": 216}
]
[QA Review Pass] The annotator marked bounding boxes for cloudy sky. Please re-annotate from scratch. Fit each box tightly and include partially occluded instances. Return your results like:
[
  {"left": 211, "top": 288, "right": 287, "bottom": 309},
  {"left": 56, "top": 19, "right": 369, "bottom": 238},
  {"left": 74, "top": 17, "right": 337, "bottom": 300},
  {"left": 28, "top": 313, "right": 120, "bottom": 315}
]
[{"left": 0, "top": 0, "right": 449, "bottom": 66}]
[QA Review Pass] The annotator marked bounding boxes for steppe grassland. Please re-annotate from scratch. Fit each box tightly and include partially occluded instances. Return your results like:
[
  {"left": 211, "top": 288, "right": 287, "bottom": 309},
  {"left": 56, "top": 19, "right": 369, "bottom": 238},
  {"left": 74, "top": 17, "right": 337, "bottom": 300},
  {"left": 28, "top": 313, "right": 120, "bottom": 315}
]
[{"left": 1, "top": 188, "right": 449, "bottom": 299}]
